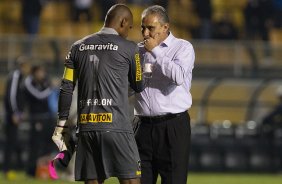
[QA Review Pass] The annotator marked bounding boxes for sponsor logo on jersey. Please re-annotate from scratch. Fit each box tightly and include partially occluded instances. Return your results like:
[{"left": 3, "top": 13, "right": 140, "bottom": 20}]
[
  {"left": 79, "top": 43, "right": 118, "bottom": 51},
  {"left": 135, "top": 54, "right": 142, "bottom": 81},
  {"left": 79, "top": 98, "right": 113, "bottom": 108},
  {"left": 80, "top": 113, "right": 112, "bottom": 123}
]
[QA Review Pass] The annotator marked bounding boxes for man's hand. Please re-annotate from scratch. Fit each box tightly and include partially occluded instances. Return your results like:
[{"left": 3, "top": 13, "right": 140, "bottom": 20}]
[
  {"left": 144, "top": 33, "right": 160, "bottom": 51},
  {"left": 52, "top": 120, "right": 69, "bottom": 151}
]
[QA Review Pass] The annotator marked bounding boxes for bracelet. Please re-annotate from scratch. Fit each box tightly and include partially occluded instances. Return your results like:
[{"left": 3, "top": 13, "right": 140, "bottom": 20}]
[{"left": 56, "top": 125, "right": 68, "bottom": 128}]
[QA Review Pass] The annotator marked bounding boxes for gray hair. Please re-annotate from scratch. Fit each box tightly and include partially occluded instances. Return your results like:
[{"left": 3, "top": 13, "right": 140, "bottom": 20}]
[{"left": 141, "top": 5, "right": 169, "bottom": 24}]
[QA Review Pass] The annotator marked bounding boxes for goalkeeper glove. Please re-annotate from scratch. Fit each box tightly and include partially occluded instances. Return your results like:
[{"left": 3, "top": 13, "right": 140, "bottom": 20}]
[{"left": 52, "top": 120, "right": 70, "bottom": 151}]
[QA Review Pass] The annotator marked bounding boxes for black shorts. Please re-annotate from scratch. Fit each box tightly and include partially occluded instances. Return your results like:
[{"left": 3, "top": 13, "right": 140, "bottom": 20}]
[{"left": 75, "top": 131, "right": 141, "bottom": 181}]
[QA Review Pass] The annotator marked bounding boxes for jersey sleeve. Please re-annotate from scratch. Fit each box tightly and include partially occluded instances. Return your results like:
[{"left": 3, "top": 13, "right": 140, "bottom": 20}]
[
  {"left": 58, "top": 45, "right": 77, "bottom": 120},
  {"left": 128, "top": 44, "right": 145, "bottom": 93}
]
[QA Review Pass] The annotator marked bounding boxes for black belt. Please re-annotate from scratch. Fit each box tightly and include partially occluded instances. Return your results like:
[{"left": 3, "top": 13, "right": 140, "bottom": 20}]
[{"left": 139, "top": 111, "right": 186, "bottom": 123}]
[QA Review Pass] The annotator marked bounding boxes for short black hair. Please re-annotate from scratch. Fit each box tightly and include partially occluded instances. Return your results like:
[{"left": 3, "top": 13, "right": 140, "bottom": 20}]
[
  {"left": 31, "top": 65, "right": 44, "bottom": 75},
  {"left": 15, "top": 55, "right": 29, "bottom": 66},
  {"left": 105, "top": 4, "right": 132, "bottom": 26}
]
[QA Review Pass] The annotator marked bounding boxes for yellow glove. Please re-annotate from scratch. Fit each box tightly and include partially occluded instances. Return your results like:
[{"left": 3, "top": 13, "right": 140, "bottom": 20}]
[{"left": 52, "top": 120, "right": 70, "bottom": 151}]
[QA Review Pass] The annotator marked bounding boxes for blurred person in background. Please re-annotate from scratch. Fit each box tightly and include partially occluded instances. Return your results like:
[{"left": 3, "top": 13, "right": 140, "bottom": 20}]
[
  {"left": 134, "top": 5, "right": 195, "bottom": 184},
  {"left": 22, "top": 0, "right": 48, "bottom": 55},
  {"left": 71, "top": 0, "right": 94, "bottom": 22},
  {"left": 3, "top": 56, "right": 31, "bottom": 179},
  {"left": 22, "top": 0, "right": 47, "bottom": 35},
  {"left": 153, "top": 0, "right": 168, "bottom": 9},
  {"left": 99, "top": 0, "right": 126, "bottom": 21},
  {"left": 213, "top": 12, "right": 238, "bottom": 40},
  {"left": 23, "top": 65, "right": 55, "bottom": 177},
  {"left": 51, "top": 4, "right": 145, "bottom": 184},
  {"left": 261, "top": 86, "right": 282, "bottom": 142},
  {"left": 243, "top": 0, "right": 274, "bottom": 72},
  {"left": 192, "top": 0, "right": 213, "bottom": 39},
  {"left": 48, "top": 78, "right": 60, "bottom": 119},
  {"left": 273, "top": 0, "right": 282, "bottom": 28}
]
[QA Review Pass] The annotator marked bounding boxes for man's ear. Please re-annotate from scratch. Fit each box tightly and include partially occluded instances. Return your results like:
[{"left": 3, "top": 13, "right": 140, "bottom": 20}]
[
  {"left": 121, "top": 18, "right": 127, "bottom": 27},
  {"left": 162, "top": 23, "right": 169, "bottom": 33}
]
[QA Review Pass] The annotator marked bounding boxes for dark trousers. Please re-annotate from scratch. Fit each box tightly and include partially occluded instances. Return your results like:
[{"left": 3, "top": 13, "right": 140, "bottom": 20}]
[
  {"left": 3, "top": 117, "right": 22, "bottom": 172},
  {"left": 135, "top": 111, "right": 191, "bottom": 184},
  {"left": 26, "top": 117, "right": 56, "bottom": 176}
]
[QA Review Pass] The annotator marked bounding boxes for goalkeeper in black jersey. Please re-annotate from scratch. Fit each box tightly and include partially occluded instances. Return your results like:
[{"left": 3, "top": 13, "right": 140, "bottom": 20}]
[{"left": 51, "top": 4, "right": 145, "bottom": 184}]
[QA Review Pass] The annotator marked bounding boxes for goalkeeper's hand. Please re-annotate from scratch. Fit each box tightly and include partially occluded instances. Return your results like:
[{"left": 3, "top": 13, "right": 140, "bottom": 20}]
[{"left": 52, "top": 120, "right": 70, "bottom": 151}]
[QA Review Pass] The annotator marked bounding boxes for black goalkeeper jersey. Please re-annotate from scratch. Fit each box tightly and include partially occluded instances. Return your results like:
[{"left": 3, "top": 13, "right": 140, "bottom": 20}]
[{"left": 58, "top": 28, "right": 145, "bottom": 133}]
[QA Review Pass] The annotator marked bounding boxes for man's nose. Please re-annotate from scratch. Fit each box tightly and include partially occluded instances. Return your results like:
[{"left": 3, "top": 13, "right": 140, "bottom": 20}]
[{"left": 142, "top": 28, "right": 150, "bottom": 37}]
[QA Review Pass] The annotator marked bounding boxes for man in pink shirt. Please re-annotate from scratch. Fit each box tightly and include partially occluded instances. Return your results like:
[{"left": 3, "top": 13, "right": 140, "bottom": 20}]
[{"left": 134, "top": 5, "right": 195, "bottom": 184}]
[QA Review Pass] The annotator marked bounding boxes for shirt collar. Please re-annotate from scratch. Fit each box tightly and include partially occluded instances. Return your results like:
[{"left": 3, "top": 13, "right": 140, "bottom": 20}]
[
  {"left": 160, "top": 32, "right": 174, "bottom": 47},
  {"left": 98, "top": 27, "right": 119, "bottom": 35}
]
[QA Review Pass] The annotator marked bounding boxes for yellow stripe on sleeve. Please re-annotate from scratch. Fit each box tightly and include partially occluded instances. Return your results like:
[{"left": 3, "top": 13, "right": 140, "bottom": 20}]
[
  {"left": 135, "top": 54, "right": 142, "bottom": 81},
  {"left": 63, "top": 67, "right": 75, "bottom": 82}
]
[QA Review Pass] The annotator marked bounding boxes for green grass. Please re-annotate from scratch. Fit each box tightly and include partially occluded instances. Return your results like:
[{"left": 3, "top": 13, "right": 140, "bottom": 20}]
[
  {"left": 188, "top": 173, "right": 282, "bottom": 184},
  {"left": 1, "top": 172, "right": 282, "bottom": 184}
]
